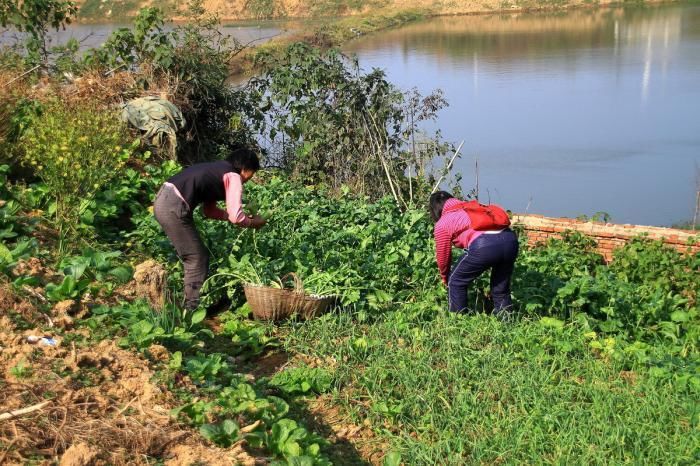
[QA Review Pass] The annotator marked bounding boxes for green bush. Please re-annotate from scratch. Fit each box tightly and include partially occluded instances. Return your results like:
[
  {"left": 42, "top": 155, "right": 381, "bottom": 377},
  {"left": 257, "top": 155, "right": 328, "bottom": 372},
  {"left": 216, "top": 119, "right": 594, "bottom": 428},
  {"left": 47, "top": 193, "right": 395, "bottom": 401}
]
[
  {"left": 0, "top": 0, "right": 77, "bottom": 67},
  {"left": 19, "top": 101, "right": 135, "bottom": 251},
  {"left": 250, "top": 43, "right": 452, "bottom": 205}
]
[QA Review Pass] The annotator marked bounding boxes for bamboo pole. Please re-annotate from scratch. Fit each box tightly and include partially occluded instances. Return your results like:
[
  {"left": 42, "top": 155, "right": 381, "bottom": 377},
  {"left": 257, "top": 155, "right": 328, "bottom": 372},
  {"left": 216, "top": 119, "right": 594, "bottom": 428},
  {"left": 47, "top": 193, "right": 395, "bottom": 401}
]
[
  {"left": 431, "top": 140, "right": 465, "bottom": 194},
  {"left": 1, "top": 65, "right": 40, "bottom": 88},
  {"left": 693, "top": 189, "right": 699, "bottom": 231},
  {"left": 363, "top": 113, "right": 403, "bottom": 208}
]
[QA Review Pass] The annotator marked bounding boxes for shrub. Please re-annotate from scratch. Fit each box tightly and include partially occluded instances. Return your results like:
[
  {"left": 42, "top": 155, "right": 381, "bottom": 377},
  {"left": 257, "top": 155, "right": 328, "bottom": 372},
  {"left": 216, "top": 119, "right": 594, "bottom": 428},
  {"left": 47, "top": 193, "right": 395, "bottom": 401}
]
[
  {"left": 19, "top": 101, "right": 135, "bottom": 251},
  {"left": 0, "top": 71, "right": 33, "bottom": 164},
  {"left": 249, "top": 43, "right": 452, "bottom": 206},
  {"left": 0, "top": 0, "right": 77, "bottom": 67}
]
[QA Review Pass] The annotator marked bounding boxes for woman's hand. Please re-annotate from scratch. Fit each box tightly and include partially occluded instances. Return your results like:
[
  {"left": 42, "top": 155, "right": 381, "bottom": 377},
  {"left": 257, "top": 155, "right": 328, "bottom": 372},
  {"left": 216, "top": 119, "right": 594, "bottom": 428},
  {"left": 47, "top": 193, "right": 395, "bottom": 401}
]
[{"left": 250, "top": 215, "right": 267, "bottom": 229}]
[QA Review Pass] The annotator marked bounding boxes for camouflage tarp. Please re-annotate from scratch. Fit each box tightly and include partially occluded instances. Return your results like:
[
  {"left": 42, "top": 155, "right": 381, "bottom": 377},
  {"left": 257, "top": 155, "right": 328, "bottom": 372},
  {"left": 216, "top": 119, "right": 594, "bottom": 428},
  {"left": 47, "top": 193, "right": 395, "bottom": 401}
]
[{"left": 121, "top": 97, "right": 185, "bottom": 159}]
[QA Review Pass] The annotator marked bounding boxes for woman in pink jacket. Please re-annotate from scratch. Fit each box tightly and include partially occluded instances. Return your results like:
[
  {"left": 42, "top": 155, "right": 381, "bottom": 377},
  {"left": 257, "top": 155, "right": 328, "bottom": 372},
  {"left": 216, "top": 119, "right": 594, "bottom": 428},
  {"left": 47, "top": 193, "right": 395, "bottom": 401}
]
[{"left": 430, "top": 191, "right": 519, "bottom": 318}]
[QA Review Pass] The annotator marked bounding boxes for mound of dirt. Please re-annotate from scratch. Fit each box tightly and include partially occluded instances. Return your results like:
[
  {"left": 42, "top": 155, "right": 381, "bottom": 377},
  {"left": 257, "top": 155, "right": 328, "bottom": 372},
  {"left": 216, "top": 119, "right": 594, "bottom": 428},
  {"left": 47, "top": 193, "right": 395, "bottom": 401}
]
[
  {"left": 131, "top": 260, "right": 168, "bottom": 309},
  {"left": 12, "top": 257, "right": 50, "bottom": 281},
  {"left": 0, "top": 282, "right": 39, "bottom": 323},
  {"left": 0, "top": 299, "right": 181, "bottom": 464},
  {"left": 165, "top": 442, "right": 259, "bottom": 466}
]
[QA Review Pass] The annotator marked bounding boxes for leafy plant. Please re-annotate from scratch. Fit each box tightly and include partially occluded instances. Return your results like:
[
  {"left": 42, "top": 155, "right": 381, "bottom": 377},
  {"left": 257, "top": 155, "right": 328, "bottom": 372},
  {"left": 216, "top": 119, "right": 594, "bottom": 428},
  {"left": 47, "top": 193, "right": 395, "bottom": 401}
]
[
  {"left": 171, "top": 399, "right": 214, "bottom": 426},
  {"left": 219, "top": 311, "right": 279, "bottom": 356},
  {"left": 184, "top": 353, "right": 229, "bottom": 384},
  {"left": 45, "top": 274, "right": 90, "bottom": 301},
  {"left": 87, "top": 302, "right": 211, "bottom": 350},
  {"left": 251, "top": 418, "right": 330, "bottom": 465},
  {"left": 43, "top": 248, "right": 132, "bottom": 301},
  {"left": 59, "top": 249, "right": 132, "bottom": 284},
  {"left": 269, "top": 366, "right": 334, "bottom": 396},
  {"left": 18, "top": 101, "right": 135, "bottom": 251},
  {"left": 208, "top": 253, "right": 352, "bottom": 302},
  {"left": 199, "top": 419, "right": 240, "bottom": 447},
  {"left": 0, "top": 239, "right": 37, "bottom": 277},
  {"left": 10, "top": 359, "right": 32, "bottom": 379},
  {"left": 215, "top": 384, "right": 290, "bottom": 424},
  {"left": 2, "top": 99, "right": 43, "bottom": 156}
]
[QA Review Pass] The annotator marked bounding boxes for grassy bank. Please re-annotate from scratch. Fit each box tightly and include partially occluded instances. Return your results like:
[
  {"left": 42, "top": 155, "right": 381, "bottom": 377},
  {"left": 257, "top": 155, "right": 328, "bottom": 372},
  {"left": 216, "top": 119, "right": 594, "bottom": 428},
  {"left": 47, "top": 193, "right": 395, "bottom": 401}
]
[
  {"left": 74, "top": 0, "right": 681, "bottom": 22},
  {"left": 229, "top": 8, "right": 427, "bottom": 74},
  {"left": 283, "top": 312, "right": 698, "bottom": 464}
]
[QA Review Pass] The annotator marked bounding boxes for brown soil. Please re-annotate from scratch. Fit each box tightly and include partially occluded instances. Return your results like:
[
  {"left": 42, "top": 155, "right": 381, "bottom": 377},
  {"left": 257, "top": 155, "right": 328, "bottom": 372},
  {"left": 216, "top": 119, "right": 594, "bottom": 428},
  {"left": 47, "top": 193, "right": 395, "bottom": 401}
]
[
  {"left": 294, "top": 394, "right": 387, "bottom": 465},
  {"left": 12, "top": 257, "right": 50, "bottom": 281},
  {"left": 165, "top": 442, "right": 260, "bottom": 466},
  {"left": 0, "top": 291, "right": 256, "bottom": 465},
  {"left": 247, "top": 351, "right": 290, "bottom": 378}
]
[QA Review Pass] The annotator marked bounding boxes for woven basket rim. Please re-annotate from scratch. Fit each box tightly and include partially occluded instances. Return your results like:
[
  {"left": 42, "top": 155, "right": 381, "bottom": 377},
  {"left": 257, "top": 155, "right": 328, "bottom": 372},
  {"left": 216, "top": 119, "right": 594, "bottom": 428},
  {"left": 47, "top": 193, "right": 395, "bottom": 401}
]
[
  {"left": 305, "top": 294, "right": 336, "bottom": 300},
  {"left": 243, "top": 282, "right": 303, "bottom": 292},
  {"left": 242, "top": 283, "right": 336, "bottom": 298}
]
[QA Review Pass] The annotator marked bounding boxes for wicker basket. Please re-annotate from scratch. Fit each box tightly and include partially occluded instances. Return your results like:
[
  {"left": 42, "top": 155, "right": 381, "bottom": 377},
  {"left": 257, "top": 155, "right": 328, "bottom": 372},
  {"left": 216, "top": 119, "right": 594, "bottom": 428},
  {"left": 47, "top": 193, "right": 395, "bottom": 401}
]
[{"left": 243, "top": 273, "right": 334, "bottom": 321}]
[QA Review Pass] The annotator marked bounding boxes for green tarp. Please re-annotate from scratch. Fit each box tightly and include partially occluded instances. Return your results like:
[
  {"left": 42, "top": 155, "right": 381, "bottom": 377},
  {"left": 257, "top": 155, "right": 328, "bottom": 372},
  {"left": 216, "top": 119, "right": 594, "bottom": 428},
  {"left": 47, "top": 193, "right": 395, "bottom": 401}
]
[{"left": 121, "top": 97, "right": 185, "bottom": 159}]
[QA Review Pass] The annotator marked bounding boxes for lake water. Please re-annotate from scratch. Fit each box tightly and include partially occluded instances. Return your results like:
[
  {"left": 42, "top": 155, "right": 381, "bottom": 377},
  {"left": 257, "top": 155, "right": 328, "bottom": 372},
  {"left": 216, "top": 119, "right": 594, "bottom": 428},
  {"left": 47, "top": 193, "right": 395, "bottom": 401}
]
[{"left": 346, "top": 4, "right": 700, "bottom": 226}]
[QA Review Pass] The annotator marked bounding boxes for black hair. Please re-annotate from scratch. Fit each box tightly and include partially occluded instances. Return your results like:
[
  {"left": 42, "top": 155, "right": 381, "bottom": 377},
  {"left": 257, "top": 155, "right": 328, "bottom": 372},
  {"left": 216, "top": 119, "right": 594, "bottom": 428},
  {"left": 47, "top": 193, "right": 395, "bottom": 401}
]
[
  {"left": 227, "top": 147, "right": 261, "bottom": 173},
  {"left": 429, "top": 191, "right": 454, "bottom": 222}
]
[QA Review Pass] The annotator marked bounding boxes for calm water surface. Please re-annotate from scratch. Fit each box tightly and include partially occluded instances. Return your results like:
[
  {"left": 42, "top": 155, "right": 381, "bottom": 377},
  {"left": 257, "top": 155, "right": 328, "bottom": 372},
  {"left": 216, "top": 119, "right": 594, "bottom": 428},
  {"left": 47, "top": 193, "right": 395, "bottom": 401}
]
[{"left": 346, "top": 4, "right": 700, "bottom": 226}]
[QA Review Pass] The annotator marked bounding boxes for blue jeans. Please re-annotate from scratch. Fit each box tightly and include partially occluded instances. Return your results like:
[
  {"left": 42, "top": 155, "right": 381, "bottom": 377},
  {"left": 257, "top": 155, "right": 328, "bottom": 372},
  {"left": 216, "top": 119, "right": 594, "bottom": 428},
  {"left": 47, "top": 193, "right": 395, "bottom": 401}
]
[{"left": 448, "top": 229, "right": 519, "bottom": 315}]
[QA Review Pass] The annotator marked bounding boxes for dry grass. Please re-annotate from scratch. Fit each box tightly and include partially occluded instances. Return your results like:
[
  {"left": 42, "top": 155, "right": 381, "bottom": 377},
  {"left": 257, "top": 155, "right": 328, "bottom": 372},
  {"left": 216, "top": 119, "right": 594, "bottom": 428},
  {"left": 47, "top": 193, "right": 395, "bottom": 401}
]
[
  {"left": 0, "top": 343, "right": 188, "bottom": 464},
  {"left": 0, "top": 261, "right": 270, "bottom": 465},
  {"left": 0, "top": 64, "right": 198, "bottom": 114},
  {"left": 0, "top": 387, "right": 186, "bottom": 465}
]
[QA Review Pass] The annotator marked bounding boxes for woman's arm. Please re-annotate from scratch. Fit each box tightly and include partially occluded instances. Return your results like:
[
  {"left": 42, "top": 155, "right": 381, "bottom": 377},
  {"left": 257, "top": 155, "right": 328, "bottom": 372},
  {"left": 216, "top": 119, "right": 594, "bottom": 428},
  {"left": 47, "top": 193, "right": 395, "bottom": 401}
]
[
  {"left": 434, "top": 222, "right": 453, "bottom": 285},
  {"left": 222, "top": 172, "right": 253, "bottom": 227}
]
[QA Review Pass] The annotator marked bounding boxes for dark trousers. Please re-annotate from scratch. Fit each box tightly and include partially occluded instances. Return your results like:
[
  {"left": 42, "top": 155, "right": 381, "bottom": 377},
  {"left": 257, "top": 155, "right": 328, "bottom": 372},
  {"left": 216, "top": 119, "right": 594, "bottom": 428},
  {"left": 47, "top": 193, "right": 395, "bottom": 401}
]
[
  {"left": 448, "top": 229, "right": 519, "bottom": 315},
  {"left": 153, "top": 185, "right": 209, "bottom": 310}
]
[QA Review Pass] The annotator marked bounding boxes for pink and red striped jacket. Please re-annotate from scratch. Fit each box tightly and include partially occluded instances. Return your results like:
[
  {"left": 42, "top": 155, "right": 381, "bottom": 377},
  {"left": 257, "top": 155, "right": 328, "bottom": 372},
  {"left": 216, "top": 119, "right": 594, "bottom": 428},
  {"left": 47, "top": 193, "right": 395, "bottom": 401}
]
[{"left": 434, "top": 198, "right": 484, "bottom": 284}]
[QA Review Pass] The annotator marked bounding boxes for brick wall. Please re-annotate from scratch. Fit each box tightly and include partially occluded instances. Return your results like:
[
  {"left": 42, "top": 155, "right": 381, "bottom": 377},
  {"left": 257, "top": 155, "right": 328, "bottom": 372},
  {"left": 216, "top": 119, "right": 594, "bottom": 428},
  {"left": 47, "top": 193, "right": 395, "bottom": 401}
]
[{"left": 512, "top": 214, "right": 699, "bottom": 262}]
